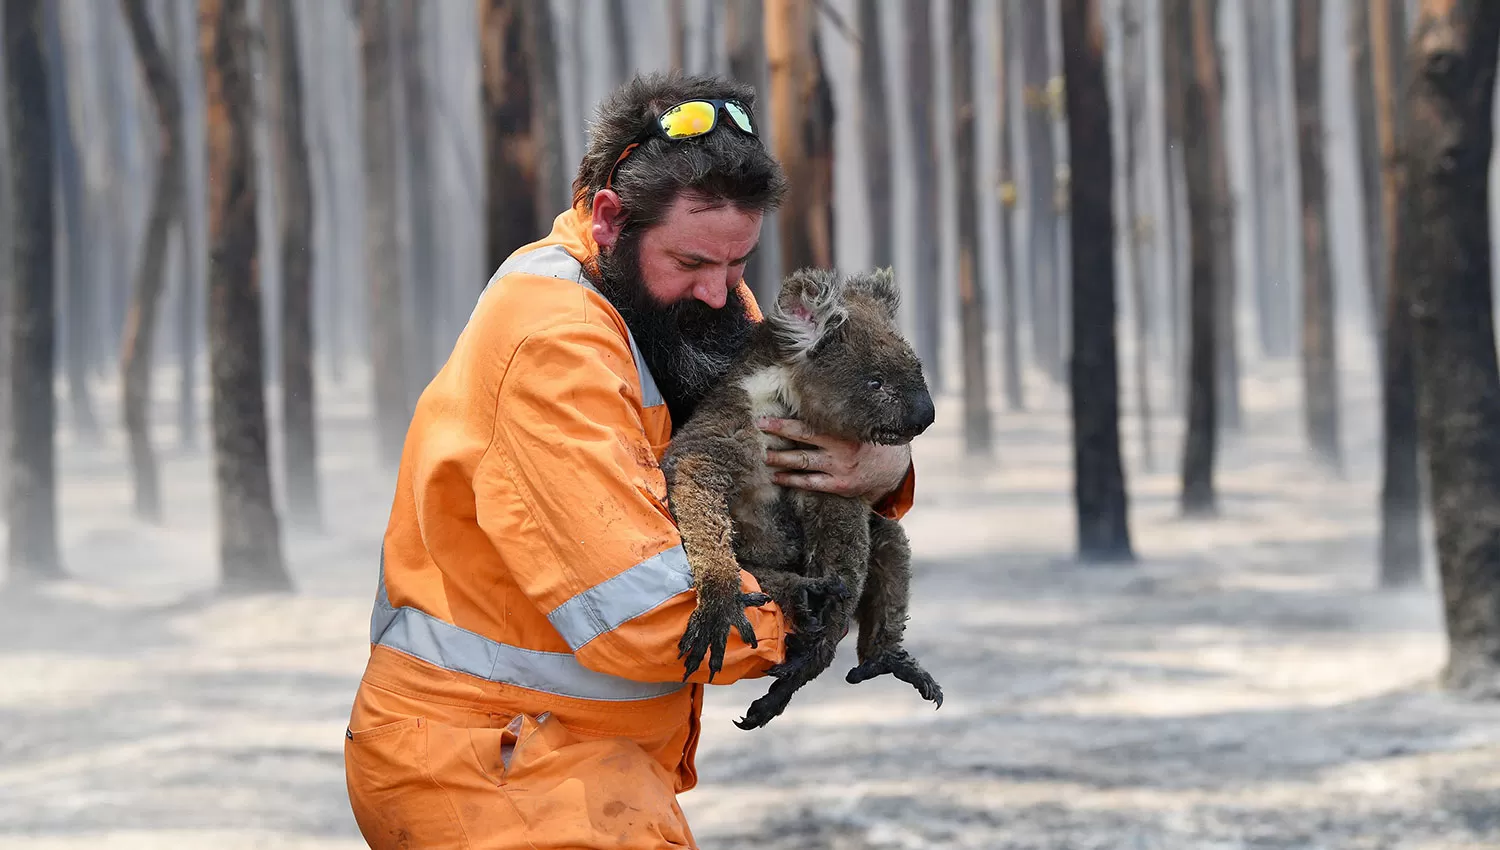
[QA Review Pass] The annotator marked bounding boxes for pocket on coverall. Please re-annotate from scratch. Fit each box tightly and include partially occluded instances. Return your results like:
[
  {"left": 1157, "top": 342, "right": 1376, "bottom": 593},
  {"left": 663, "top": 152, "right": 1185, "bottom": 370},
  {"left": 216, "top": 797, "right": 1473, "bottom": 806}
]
[{"left": 344, "top": 716, "right": 470, "bottom": 849}]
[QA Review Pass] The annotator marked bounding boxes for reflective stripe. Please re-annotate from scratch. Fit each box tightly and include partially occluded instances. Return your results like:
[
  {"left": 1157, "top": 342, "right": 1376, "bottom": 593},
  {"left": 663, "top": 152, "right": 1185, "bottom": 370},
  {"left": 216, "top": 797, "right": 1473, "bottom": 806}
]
[
  {"left": 370, "top": 555, "right": 684, "bottom": 702},
  {"left": 547, "top": 545, "right": 693, "bottom": 650},
  {"left": 474, "top": 245, "right": 664, "bottom": 409}
]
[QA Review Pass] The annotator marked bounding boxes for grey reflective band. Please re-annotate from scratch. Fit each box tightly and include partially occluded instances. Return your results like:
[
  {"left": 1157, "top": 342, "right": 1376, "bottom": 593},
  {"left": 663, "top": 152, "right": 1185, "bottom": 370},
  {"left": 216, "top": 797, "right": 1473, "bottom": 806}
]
[
  {"left": 475, "top": 245, "right": 664, "bottom": 409},
  {"left": 547, "top": 544, "right": 693, "bottom": 650},
  {"left": 370, "top": 556, "right": 684, "bottom": 702}
]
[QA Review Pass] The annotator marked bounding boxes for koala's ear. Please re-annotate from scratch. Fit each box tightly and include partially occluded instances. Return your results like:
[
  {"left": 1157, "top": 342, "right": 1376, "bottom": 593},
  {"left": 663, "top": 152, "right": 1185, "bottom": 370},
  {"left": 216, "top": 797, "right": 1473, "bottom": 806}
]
[
  {"left": 767, "top": 268, "right": 849, "bottom": 358},
  {"left": 848, "top": 266, "right": 901, "bottom": 322}
]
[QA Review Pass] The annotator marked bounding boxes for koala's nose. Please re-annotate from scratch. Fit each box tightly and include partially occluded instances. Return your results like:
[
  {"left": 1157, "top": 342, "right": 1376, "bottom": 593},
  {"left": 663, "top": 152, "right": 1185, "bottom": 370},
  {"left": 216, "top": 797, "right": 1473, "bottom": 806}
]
[{"left": 905, "top": 389, "right": 936, "bottom": 435}]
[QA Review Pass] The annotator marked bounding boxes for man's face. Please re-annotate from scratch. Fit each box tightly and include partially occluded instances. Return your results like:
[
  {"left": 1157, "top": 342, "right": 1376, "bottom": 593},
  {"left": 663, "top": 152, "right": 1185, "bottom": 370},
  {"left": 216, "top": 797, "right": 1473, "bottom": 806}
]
[{"left": 593, "top": 195, "right": 762, "bottom": 427}]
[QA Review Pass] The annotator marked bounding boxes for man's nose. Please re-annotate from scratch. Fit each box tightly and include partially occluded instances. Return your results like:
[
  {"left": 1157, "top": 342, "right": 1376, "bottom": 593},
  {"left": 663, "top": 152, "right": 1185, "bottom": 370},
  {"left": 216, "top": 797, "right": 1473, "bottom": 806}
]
[{"left": 693, "top": 276, "right": 729, "bottom": 309}]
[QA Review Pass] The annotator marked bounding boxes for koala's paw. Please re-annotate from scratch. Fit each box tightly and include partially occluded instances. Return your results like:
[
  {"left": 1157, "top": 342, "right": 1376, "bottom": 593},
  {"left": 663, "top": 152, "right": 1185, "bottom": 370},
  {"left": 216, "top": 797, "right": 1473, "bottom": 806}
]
[
  {"left": 733, "top": 676, "right": 800, "bottom": 730},
  {"left": 678, "top": 590, "right": 772, "bottom": 683},
  {"left": 770, "top": 574, "right": 850, "bottom": 637},
  {"left": 846, "top": 648, "right": 944, "bottom": 708}
]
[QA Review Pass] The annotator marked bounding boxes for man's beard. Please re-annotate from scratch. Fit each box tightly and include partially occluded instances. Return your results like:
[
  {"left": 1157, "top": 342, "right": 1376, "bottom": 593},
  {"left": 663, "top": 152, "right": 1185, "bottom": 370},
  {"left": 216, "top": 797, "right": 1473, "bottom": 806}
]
[{"left": 593, "top": 231, "right": 755, "bottom": 429}]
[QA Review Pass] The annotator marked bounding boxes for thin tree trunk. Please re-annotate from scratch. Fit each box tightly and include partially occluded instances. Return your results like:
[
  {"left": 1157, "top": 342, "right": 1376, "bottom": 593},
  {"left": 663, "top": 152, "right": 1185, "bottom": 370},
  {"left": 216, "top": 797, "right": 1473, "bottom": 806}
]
[
  {"left": 478, "top": 0, "right": 540, "bottom": 276},
  {"left": 1161, "top": 0, "right": 1188, "bottom": 411},
  {"left": 1022, "top": 0, "right": 1062, "bottom": 382},
  {"left": 202, "top": 0, "right": 290, "bottom": 592},
  {"left": 767, "top": 0, "right": 834, "bottom": 276},
  {"left": 172, "top": 0, "right": 202, "bottom": 449},
  {"left": 269, "top": 0, "right": 319, "bottom": 530},
  {"left": 119, "top": 0, "right": 183, "bottom": 524},
  {"left": 1371, "top": 0, "right": 1421, "bottom": 587},
  {"left": 1351, "top": 0, "right": 1387, "bottom": 357},
  {"left": 948, "top": 0, "right": 991, "bottom": 457},
  {"left": 603, "top": 0, "right": 631, "bottom": 84},
  {"left": 1403, "top": 0, "right": 1500, "bottom": 696},
  {"left": 725, "top": 0, "right": 775, "bottom": 304},
  {"left": 400, "top": 0, "right": 435, "bottom": 386},
  {"left": 1178, "top": 0, "right": 1219, "bottom": 516},
  {"left": 5, "top": 0, "right": 62, "bottom": 581},
  {"left": 1247, "top": 0, "right": 1292, "bottom": 357},
  {"left": 1294, "top": 0, "right": 1341, "bottom": 470},
  {"left": 998, "top": 0, "right": 1024, "bottom": 412},
  {"left": 1121, "top": 0, "right": 1152, "bottom": 470},
  {"left": 903, "top": 0, "right": 941, "bottom": 388},
  {"left": 857, "top": 0, "right": 892, "bottom": 272},
  {"left": 668, "top": 0, "right": 686, "bottom": 72},
  {"left": 1063, "top": 0, "right": 1132, "bottom": 560},
  {"left": 528, "top": 1, "right": 565, "bottom": 216},
  {"left": 1203, "top": 0, "right": 1239, "bottom": 433},
  {"left": 361, "top": 0, "right": 410, "bottom": 466}
]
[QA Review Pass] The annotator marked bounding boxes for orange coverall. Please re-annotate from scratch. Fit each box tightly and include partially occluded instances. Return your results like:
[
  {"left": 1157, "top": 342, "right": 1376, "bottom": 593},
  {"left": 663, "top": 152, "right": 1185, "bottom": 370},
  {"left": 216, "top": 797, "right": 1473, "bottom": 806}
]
[{"left": 344, "top": 208, "right": 915, "bottom": 849}]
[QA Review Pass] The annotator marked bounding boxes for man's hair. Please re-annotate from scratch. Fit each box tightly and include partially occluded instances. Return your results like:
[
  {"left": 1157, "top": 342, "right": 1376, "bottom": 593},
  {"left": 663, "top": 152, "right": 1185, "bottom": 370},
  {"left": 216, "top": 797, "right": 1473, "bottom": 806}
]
[{"left": 572, "top": 72, "right": 788, "bottom": 230}]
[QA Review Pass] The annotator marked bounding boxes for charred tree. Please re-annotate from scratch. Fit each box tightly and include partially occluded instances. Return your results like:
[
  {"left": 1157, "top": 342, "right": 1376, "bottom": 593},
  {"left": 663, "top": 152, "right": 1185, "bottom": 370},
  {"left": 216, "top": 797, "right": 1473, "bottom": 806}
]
[
  {"left": 1062, "top": 0, "right": 1132, "bottom": 559},
  {"left": 201, "top": 0, "right": 290, "bottom": 592},
  {"left": 119, "top": 0, "right": 184, "bottom": 523},
  {"left": 1177, "top": 0, "right": 1219, "bottom": 516},
  {"left": 5, "top": 0, "right": 61, "bottom": 581},
  {"left": 604, "top": 0, "right": 632, "bottom": 84},
  {"left": 528, "top": 2, "right": 565, "bottom": 216},
  {"left": 903, "top": 0, "right": 941, "bottom": 388},
  {"left": 1351, "top": 0, "right": 1387, "bottom": 354},
  {"left": 1371, "top": 0, "right": 1421, "bottom": 586},
  {"left": 361, "top": 0, "right": 410, "bottom": 466},
  {"left": 1246, "top": 0, "right": 1293, "bottom": 358},
  {"left": 1200, "top": 0, "right": 1238, "bottom": 432},
  {"left": 668, "top": 0, "right": 687, "bottom": 72},
  {"left": 1021, "top": 0, "right": 1062, "bottom": 382},
  {"left": 171, "top": 0, "right": 204, "bottom": 449},
  {"left": 1403, "top": 0, "right": 1500, "bottom": 696},
  {"left": 997, "top": 0, "right": 1024, "bottom": 412},
  {"left": 857, "top": 0, "right": 892, "bottom": 273},
  {"left": 479, "top": 0, "right": 541, "bottom": 275},
  {"left": 400, "top": 0, "right": 436, "bottom": 387},
  {"left": 767, "top": 0, "right": 834, "bottom": 276},
  {"left": 724, "top": 0, "right": 775, "bottom": 303},
  {"left": 268, "top": 0, "right": 319, "bottom": 530},
  {"left": 1294, "top": 0, "right": 1342, "bottom": 470},
  {"left": 1120, "top": 0, "right": 1152, "bottom": 470},
  {"left": 1160, "top": 0, "right": 1188, "bottom": 408},
  {"left": 948, "top": 0, "right": 991, "bottom": 457}
]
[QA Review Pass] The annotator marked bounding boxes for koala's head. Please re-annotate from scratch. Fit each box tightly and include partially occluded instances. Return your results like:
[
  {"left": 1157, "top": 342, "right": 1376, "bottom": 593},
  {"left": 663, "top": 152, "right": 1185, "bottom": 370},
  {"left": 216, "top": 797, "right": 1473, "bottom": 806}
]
[{"left": 765, "top": 267, "right": 936, "bottom": 445}]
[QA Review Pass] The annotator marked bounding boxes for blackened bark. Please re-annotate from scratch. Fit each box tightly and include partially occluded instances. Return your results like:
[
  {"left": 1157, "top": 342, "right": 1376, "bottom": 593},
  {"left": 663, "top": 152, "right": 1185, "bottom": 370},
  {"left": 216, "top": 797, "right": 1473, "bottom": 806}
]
[
  {"left": 1120, "top": 0, "right": 1152, "bottom": 470},
  {"left": 1351, "top": 0, "right": 1387, "bottom": 357},
  {"left": 768, "top": 0, "right": 834, "bottom": 276},
  {"left": 202, "top": 0, "right": 290, "bottom": 592},
  {"left": 1063, "top": 0, "right": 1132, "bottom": 559},
  {"left": 120, "top": 0, "right": 184, "bottom": 523},
  {"left": 998, "top": 0, "right": 1024, "bottom": 412},
  {"left": 950, "top": 0, "right": 991, "bottom": 457},
  {"left": 528, "top": 1, "right": 565, "bottom": 216},
  {"left": 724, "top": 0, "right": 774, "bottom": 303},
  {"left": 361, "top": 0, "right": 410, "bottom": 466},
  {"left": 1295, "top": 0, "right": 1342, "bottom": 470},
  {"left": 5, "top": 0, "right": 61, "bottom": 581},
  {"left": 1022, "top": 0, "right": 1062, "bottom": 382},
  {"left": 270, "top": 0, "right": 320, "bottom": 530},
  {"left": 170, "top": 0, "right": 201, "bottom": 450},
  {"left": 1160, "top": 0, "right": 1187, "bottom": 409},
  {"left": 400, "top": 0, "right": 436, "bottom": 387},
  {"left": 479, "top": 0, "right": 540, "bottom": 276},
  {"left": 668, "top": 0, "right": 686, "bottom": 72},
  {"left": 903, "top": 0, "right": 941, "bottom": 388},
  {"left": 1177, "top": 0, "right": 1219, "bottom": 517},
  {"left": 857, "top": 0, "right": 893, "bottom": 272},
  {"left": 1371, "top": 0, "right": 1421, "bottom": 587},
  {"left": 1203, "top": 0, "right": 1239, "bottom": 433},
  {"left": 1403, "top": 0, "right": 1500, "bottom": 696}
]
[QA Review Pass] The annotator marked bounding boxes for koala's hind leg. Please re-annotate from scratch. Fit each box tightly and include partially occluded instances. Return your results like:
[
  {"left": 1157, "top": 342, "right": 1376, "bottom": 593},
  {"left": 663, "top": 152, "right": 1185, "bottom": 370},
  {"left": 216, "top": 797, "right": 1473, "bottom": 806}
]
[
  {"left": 845, "top": 515, "right": 943, "bottom": 708},
  {"left": 734, "top": 496, "right": 865, "bottom": 730},
  {"left": 667, "top": 450, "right": 770, "bottom": 683}
]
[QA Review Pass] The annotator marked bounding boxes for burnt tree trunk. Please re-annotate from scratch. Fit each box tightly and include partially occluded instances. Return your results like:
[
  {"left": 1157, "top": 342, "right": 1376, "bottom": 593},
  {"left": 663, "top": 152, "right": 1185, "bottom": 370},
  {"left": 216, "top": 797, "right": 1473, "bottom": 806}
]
[
  {"left": 997, "top": 0, "right": 1024, "bottom": 412},
  {"left": 1294, "top": 0, "right": 1341, "bottom": 470},
  {"left": 668, "top": 0, "right": 687, "bottom": 72},
  {"left": 1120, "top": 0, "right": 1152, "bottom": 470},
  {"left": 767, "top": 0, "right": 834, "bottom": 276},
  {"left": 724, "top": 0, "right": 775, "bottom": 303},
  {"left": 120, "top": 0, "right": 184, "bottom": 524},
  {"left": 1351, "top": 0, "right": 1387, "bottom": 355},
  {"left": 1160, "top": 0, "right": 1188, "bottom": 410},
  {"left": 1246, "top": 0, "right": 1292, "bottom": 357},
  {"left": 1178, "top": 0, "right": 1219, "bottom": 516},
  {"left": 604, "top": 0, "right": 632, "bottom": 84},
  {"left": 903, "top": 0, "right": 941, "bottom": 388},
  {"left": 1021, "top": 0, "right": 1062, "bottom": 382},
  {"left": 171, "top": 0, "right": 203, "bottom": 450},
  {"left": 361, "top": 0, "right": 410, "bottom": 466},
  {"left": 1202, "top": 0, "right": 1238, "bottom": 432},
  {"left": 1403, "top": 0, "right": 1500, "bottom": 696},
  {"left": 269, "top": 0, "right": 319, "bottom": 530},
  {"left": 201, "top": 0, "right": 290, "bottom": 592},
  {"left": 1063, "top": 0, "right": 1132, "bottom": 560},
  {"left": 528, "top": 2, "right": 564, "bottom": 216},
  {"left": 857, "top": 0, "right": 892, "bottom": 273},
  {"left": 5, "top": 0, "right": 61, "bottom": 581},
  {"left": 400, "top": 0, "right": 435, "bottom": 386},
  {"left": 479, "top": 0, "right": 541, "bottom": 275},
  {"left": 949, "top": 0, "right": 991, "bottom": 457},
  {"left": 1371, "top": 0, "right": 1421, "bottom": 587}
]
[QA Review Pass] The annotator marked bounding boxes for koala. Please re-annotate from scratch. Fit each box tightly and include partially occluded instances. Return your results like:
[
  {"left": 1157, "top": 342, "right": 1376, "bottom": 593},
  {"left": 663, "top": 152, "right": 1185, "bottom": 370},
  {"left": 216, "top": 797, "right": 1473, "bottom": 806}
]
[{"left": 662, "top": 266, "right": 942, "bottom": 730}]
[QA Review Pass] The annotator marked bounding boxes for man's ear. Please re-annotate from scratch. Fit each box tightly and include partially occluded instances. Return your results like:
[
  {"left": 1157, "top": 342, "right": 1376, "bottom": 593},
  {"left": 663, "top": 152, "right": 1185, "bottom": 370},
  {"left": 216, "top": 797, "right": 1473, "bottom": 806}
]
[
  {"left": 591, "top": 190, "right": 625, "bottom": 249},
  {"left": 767, "top": 268, "right": 848, "bottom": 358}
]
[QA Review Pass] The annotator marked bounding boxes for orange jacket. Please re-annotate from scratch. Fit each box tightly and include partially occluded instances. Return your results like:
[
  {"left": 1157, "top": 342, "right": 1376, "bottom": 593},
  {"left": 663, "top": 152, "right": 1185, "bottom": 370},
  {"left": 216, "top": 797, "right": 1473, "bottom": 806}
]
[{"left": 363, "top": 208, "right": 916, "bottom": 791}]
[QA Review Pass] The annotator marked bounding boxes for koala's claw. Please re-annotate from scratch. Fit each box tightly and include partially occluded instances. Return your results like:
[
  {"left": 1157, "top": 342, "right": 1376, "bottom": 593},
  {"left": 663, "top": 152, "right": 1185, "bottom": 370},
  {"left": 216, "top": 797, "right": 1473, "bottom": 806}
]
[
  {"left": 846, "top": 648, "right": 944, "bottom": 708},
  {"left": 733, "top": 676, "right": 799, "bottom": 730},
  {"left": 679, "top": 591, "right": 772, "bottom": 683}
]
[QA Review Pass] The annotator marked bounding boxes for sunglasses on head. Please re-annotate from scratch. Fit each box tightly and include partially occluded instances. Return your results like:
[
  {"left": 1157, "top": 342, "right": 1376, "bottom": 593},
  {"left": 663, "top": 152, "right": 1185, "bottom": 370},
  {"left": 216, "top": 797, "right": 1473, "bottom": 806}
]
[{"left": 604, "top": 98, "right": 759, "bottom": 191}]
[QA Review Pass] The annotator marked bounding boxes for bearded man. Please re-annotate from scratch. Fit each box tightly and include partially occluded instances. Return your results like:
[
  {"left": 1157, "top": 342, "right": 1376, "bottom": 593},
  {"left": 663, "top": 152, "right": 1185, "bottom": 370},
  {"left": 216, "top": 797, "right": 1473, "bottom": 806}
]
[{"left": 343, "top": 73, "right": 916, "bottom": 849}]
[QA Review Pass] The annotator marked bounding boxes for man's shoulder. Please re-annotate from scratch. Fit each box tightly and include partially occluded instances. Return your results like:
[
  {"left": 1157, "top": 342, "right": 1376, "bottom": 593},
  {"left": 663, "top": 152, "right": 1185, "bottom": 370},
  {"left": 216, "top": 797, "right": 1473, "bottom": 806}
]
[{"left": 464, "top": 255, "right": 631, "bottom": 364}]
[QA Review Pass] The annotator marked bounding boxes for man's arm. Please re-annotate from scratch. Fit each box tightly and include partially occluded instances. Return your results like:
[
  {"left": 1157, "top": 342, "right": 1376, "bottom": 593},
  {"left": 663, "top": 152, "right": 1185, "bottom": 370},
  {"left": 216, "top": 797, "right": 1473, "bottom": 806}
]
[{"left": 475, "top": 322, "right": 787, "bottom": 684}]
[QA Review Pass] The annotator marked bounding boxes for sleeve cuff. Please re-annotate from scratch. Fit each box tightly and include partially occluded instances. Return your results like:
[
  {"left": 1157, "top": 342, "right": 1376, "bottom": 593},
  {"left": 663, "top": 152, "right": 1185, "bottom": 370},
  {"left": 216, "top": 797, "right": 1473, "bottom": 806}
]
[{"left": 871, "top": 460, "right": 916, "bottom": 520}]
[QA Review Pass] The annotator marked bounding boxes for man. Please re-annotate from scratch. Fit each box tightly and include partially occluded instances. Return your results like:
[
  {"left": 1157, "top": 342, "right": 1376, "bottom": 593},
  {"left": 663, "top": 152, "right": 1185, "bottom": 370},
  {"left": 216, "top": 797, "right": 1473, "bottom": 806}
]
[{"left": 344, "top": 73, "right": 917, "bottom": 849}]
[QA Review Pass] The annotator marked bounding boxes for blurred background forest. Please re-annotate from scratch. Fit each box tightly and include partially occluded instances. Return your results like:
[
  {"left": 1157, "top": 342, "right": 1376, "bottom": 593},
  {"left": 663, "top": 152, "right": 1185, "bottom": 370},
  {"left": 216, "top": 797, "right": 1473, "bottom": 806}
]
[{"left": 4, "top": 0, "right": 1500, "bottom": 847}]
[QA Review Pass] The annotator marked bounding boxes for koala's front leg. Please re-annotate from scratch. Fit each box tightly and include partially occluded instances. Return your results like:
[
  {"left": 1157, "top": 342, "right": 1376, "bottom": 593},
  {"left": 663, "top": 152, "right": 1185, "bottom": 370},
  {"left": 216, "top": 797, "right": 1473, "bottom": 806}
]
[
  {"left": 735, "top": 495, "right": 867, "bottom": 730},
  {"left": 667, "top": 450, "right": 769, "bottom": 683},
  {"left": 845, "top": 515, "right": 943, "bottom": 707}
]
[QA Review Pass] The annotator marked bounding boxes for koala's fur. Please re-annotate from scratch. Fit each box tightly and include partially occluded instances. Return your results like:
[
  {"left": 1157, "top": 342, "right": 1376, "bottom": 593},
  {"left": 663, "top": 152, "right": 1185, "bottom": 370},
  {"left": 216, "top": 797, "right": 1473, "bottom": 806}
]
[{"left": 662, "top": 267, "right": 942, "bottom": 730}]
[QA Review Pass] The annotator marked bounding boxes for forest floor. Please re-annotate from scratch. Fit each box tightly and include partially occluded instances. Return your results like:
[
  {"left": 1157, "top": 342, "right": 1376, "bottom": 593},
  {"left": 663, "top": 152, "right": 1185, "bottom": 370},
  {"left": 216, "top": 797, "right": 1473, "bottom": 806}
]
[{"left": 2, "top": 352, "right": 1498, "bottom": 849}]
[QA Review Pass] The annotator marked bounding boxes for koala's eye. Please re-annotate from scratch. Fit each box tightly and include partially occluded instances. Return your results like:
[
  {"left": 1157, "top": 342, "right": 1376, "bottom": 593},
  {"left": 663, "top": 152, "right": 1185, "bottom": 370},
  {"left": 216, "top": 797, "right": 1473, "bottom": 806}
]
[{"left": 867, "top": 378, "right": 884, "bottom": 391}]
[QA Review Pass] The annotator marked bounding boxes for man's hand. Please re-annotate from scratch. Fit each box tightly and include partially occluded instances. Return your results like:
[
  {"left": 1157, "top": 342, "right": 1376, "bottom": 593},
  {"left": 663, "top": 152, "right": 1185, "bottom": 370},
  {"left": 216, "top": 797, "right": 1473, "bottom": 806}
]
[{"left": 758, "top": 417, "right": 912, "bottom": 506}]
